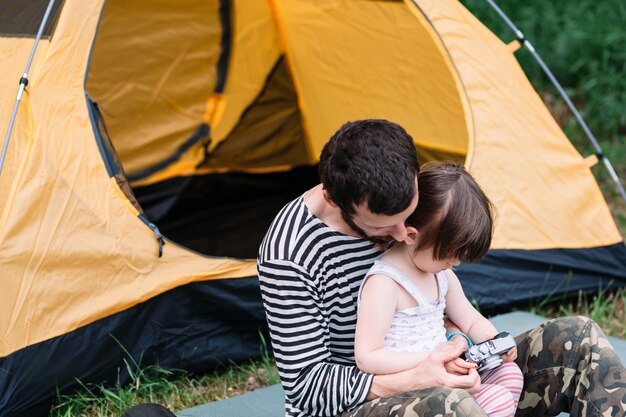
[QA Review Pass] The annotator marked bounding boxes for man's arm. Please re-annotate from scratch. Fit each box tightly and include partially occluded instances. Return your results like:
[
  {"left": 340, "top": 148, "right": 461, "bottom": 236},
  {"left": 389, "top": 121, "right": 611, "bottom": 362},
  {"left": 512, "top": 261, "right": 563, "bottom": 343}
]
[
  {"left": 258, "top": 258, "right": 373, "bottom": 416},
  {"left": 366, "top": 341, "right": 481, "bottom": 400}
]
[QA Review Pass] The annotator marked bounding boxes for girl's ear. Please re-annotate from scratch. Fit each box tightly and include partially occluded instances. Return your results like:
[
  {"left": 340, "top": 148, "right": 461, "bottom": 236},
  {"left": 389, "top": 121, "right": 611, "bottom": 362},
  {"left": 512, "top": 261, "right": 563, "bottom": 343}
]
[{"left": 404, "top": 226, "right": 419, "bottom": 245}]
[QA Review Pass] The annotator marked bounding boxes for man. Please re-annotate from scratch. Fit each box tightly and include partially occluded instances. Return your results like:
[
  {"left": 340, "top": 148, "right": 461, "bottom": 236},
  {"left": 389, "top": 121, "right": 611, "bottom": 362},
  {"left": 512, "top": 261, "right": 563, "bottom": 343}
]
[{"left": 258, "top": 119, "right": 626, "bottom": 417}]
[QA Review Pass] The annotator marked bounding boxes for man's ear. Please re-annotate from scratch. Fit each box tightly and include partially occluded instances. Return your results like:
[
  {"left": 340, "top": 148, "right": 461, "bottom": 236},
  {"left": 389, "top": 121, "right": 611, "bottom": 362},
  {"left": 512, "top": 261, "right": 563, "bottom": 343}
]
[
  {"left": 404, "top": 226, "right": 419, "bottom": 245},
  {"left": 322, "top": 188, "right": 339, "bottom": 208}
]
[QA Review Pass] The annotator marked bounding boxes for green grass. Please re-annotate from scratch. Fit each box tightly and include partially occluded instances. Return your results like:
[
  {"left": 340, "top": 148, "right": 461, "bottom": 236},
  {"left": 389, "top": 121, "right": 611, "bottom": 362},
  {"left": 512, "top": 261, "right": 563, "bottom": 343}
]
[
  {"left": 50, "top": 277, "right": 625, "bottom": 417},
  {"left": 52, "top": 287, "right": 625, "bottom": 417},
  {"left": 531, "top": 287, "right": 626, "bottom": 339},
  {"left": 51, "top": 353, "right": 279, "bottom": 417}
]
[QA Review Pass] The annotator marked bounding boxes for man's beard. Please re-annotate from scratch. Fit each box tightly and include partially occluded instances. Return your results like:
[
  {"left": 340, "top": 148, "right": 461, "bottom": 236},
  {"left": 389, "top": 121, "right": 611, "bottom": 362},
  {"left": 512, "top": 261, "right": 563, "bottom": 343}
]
[{"left": 340, "top": 210, "right": 392, "bottom": 246}]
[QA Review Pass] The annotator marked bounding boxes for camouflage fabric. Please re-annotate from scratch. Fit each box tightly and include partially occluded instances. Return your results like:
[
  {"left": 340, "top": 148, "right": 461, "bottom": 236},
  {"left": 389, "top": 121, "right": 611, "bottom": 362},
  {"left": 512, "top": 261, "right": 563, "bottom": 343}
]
[
  {"left": 515, "top": 316, "right": 626, "bottom": 417},
  {"left": 339, "top": 316, "right": 625, "bottom": 417},
  {"left": 338, "top": 387, "right": 487, "bottom": 417}
]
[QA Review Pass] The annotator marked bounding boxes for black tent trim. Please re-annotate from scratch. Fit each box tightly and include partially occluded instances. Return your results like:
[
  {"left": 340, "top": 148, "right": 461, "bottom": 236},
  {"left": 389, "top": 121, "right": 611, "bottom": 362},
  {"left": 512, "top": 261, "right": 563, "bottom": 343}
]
[
  {"left": 214, "top": 0, "right": 231, "bottom": 94},
  {"left": 0, "top": 277, "right": 269, "bottom": 417},
  {"left": 457, "top": 243, "right": 626, "bottom": 314},
  {"left": 132, "top": 166, "right": 321, "bottom": 259},
  {"left": 86, "top": 96, "right": 144, "bottom": 214},
  {"left": 120, "top": 0, "right": 232, "bottom": 183},
  {"left": 125, "top": 123, "right": 210, "bottom": 183},
  {"left": 199, "top": 55, "right": 287, "bottom": 166}
]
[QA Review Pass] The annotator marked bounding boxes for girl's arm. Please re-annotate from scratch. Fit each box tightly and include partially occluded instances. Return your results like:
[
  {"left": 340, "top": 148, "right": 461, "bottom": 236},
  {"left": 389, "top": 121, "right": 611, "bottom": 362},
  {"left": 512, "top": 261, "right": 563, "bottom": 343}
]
[
  {"left": 354, "top": 274, "right": 430, "bottom": 375},
  {"left": 443, "top": 269, "right": 498, "bottom": 343}
]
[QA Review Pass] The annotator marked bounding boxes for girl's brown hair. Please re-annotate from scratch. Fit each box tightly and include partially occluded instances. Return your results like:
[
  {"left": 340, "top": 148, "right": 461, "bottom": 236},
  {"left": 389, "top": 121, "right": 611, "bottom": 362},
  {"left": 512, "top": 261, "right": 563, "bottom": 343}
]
[{"left": 406, "top": 162, "right": 494, "bottom": 262}]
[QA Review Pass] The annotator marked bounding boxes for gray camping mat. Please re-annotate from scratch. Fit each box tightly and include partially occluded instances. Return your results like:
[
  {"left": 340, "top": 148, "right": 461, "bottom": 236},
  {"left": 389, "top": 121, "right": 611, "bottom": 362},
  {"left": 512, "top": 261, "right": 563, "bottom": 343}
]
[{"left": 177, "top": 312, "right": 626, "bottom": 417}]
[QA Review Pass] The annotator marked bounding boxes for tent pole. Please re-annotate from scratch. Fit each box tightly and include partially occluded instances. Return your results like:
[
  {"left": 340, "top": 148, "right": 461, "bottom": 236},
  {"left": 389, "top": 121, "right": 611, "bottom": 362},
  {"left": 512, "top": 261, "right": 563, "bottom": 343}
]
[
  {"left": 482, "top": 0, "right": 626, "bottom": 202},
  {"left": 0, "top": 0, "right": 57, "bottom": 177}
]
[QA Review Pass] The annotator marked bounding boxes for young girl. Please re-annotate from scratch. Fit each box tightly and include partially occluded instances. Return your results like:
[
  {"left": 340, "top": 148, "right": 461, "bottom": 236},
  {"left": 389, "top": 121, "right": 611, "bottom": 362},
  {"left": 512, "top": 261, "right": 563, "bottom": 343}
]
[{"left": 354, "top": 162, "right": 523, "bottom": 417}]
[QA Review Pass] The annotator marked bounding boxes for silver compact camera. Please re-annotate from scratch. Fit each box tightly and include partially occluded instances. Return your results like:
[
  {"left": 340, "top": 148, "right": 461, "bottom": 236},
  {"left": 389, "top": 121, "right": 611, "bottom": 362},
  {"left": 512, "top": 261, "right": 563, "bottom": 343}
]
[{"left": 463, "top": 331, "right": 516, "bottom": 375}]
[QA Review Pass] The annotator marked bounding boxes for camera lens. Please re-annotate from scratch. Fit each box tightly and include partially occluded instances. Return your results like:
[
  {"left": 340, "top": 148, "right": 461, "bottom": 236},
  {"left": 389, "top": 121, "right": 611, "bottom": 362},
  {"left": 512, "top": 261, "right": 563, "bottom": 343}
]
[{"left": 478, "top": 356, "right": 503, "bottom": 375}]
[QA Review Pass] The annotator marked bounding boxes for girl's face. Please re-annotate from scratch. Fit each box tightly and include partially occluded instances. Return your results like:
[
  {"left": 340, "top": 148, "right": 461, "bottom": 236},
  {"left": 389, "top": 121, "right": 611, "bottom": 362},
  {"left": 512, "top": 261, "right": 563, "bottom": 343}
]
[
  {"left": 402, "top": 226, "right": 460, "bottom": 274},
  {"left": 410, "top": 245, "right": 460, "bottom": 274}
]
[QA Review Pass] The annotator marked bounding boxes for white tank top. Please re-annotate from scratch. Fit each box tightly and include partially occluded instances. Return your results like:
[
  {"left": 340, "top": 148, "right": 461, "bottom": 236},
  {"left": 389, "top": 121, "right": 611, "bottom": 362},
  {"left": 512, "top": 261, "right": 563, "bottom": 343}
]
[{"left": 358, "top": 259, "right": 448, "bottom": 352}]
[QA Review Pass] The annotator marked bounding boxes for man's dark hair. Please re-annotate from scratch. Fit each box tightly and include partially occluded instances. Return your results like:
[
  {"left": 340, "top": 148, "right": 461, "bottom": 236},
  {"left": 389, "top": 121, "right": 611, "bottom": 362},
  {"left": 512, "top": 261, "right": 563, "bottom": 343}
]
[
  {"left": 406, "top": 162, "right": 494, "bottom": 262},
  {"left": 318, "top": 119, "right": 419, "bottom": 216}
]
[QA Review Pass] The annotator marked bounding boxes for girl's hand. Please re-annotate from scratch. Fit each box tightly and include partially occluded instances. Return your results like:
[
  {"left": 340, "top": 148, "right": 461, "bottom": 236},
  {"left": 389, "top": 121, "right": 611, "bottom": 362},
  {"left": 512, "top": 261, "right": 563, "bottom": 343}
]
[
  {"left": 502, "top": 346, "right": 517, "bottom": 362},
  {"left": 444, "top": 357, "right": 477, "bottom": 375},
  {"left": 441, "top": 339, "right": 474, "bottom": 375}
]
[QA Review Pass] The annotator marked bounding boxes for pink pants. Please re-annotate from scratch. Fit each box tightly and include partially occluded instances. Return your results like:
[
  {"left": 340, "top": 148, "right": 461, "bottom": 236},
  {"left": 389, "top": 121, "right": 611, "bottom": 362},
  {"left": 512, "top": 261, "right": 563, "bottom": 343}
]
[{"left": 473, "top": 362, "right": 524, "bottom": 417}]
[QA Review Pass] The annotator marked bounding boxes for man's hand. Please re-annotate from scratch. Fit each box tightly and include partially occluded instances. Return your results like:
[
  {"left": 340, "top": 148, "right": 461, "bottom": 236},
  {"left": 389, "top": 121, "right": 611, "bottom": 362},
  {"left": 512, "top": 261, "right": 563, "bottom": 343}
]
[
  {"left": 417, "top": 341, "right": 481, "bottom": 394},
  {"left": 367, "top": 340, "right": 481, "bottom": 400}
]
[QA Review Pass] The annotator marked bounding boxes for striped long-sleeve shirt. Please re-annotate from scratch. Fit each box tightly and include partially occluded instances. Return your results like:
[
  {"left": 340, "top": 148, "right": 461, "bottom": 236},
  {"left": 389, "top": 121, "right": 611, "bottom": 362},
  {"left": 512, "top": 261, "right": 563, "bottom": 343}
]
[{"left": 258, "top": 195, "right": 381, "bottom": 417}]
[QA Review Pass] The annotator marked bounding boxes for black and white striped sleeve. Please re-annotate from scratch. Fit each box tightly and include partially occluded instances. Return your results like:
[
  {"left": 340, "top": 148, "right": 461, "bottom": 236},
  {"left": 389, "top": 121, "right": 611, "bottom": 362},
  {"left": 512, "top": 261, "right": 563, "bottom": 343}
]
[{"left": 258, "top": 258, "right": 373, "bottom": 416}]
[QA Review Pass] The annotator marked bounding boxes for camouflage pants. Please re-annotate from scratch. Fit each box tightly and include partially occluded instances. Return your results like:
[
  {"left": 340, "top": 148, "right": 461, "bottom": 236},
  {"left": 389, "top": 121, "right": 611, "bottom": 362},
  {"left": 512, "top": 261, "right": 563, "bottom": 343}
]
[
  {"left": 339, "top": 316, "right": 626, "bottom": 417},
  {"left": 338, "top": 386, "right": 487, "bottom": 417},
  {"left": 515, "top": 316, "right": 625, "bottom": 417}
]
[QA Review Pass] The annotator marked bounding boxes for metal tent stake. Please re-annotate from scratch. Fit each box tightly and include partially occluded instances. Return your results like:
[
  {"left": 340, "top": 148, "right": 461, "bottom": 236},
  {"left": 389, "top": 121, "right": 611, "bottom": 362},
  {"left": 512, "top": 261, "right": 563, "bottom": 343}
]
[{"left": 0, "top": 0, "right": 57, "bottom": 177}]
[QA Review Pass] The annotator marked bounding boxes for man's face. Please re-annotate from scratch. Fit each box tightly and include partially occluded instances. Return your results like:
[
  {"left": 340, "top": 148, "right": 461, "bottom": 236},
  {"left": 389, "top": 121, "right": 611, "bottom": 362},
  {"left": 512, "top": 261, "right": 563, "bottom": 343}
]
[{"left": 343, "top": 181, "right": 419, "bottom": 244}]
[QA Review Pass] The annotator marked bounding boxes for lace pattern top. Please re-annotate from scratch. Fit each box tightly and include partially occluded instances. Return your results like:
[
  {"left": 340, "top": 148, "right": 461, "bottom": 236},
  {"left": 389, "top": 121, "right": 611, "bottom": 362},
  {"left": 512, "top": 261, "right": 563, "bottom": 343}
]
[{"left": 358, "top": 259, "right": 448, "bottom": 352}]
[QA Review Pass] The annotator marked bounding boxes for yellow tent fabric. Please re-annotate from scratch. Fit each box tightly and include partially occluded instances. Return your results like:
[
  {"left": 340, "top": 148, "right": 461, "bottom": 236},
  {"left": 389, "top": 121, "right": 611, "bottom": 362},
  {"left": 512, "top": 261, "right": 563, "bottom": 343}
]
[
  {"left": 86, "top": 0, "right": 622, "bottom": 251},
  {"left": 0, "top": 0, "right": 255, "bottom": 359},
  {"left": 406, "top": 0, "right": 619, "bottom": 249},
  {"left": 1, "top": 0, "right": 622, "bottom": 358},
  {"left": 273, "top": 0, "right": 471, "bottom": 163},
  {"left": 86, "top": 0, "right": 223, "bottom": 177}
]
